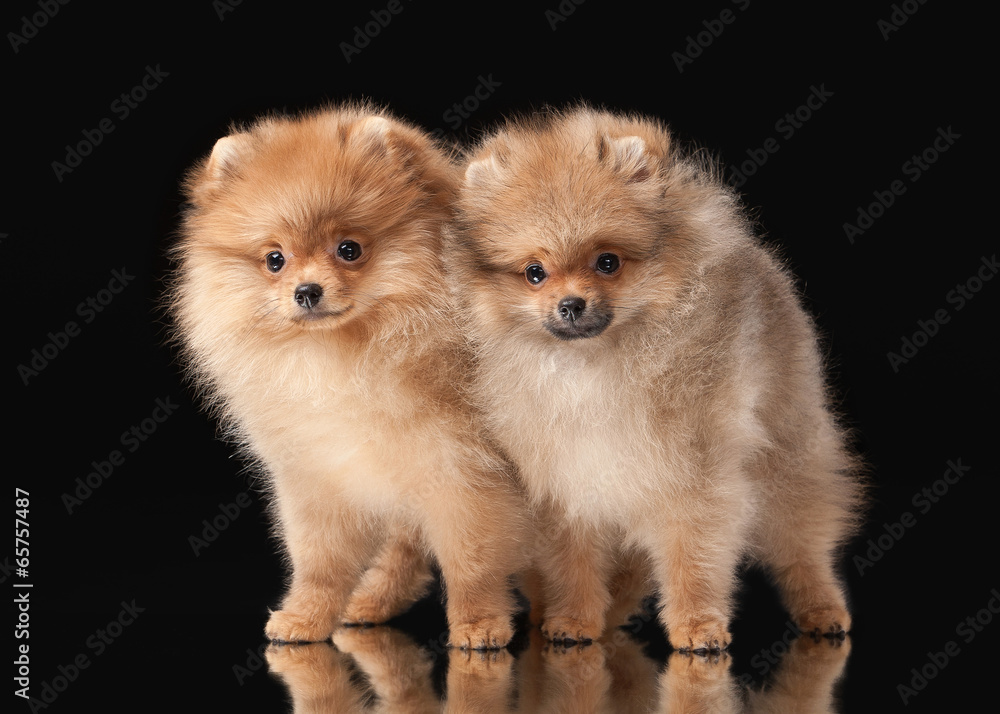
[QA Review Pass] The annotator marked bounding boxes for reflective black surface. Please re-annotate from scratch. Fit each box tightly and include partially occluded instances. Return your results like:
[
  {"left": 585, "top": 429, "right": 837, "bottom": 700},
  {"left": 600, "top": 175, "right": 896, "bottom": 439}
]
[{"left": 268, "top": 625, "right": 850, "bottom": 713}]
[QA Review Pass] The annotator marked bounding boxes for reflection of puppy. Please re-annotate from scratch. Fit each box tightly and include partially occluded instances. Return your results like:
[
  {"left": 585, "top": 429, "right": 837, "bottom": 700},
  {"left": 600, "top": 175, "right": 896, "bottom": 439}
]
[
  {"left": 451, "top": 107, "right": 864, "bottom": 653},
  {"left": 660, "top": 653, "right": 740, "bottom": 713},
  {"left": 169, "top": 105, "right": 525, "bottom": 648},
  {"left": 745, "top": 635, "right": 850, "bottom": 713},
  {"left": 266, "top": 643, "right": 366, "bottom": 713},
  {"left": 336, "top": 627, "right": 516, "bottom": 713}
]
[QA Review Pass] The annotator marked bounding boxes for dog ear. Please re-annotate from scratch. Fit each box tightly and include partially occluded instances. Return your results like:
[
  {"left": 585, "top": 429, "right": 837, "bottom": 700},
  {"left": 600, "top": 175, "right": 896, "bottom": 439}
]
[
  {"left": 350, "top": 114, "right": 458, "bottom": 205},
  {"left": 348, "top": 114, "right": 412, "bottom": 166},
  {"left": 600, "top": 135, "right": 653, "bottom": 183},
  {"left": 350, "top": 114, "right": 393, "bottom": 150},
  {"left": 187, "top": 133, "right": 253, "bottom": 203},
  {"left": 464, "top": 154, "right": 501, "bottom": 187},
  {"left": 206, "top": 135, "right": 250, "bottom": 177}
]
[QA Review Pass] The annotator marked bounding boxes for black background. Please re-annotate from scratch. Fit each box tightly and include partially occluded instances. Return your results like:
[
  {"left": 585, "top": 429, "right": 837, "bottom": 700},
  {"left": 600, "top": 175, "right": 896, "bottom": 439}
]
[{"left": 7, "top": 1, "right": 995, "bottom": 711}]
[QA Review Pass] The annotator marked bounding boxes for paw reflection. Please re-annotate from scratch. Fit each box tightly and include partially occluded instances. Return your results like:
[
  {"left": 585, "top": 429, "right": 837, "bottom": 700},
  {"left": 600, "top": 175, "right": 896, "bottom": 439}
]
[
  {"left": 266, "top": 642, "right": 369, "bottom": 712},
  {"left": 265, "top": 624, "right": 851, "bottom": 712},
  {"left": 744, "top": 634, "right": 851, "bottom": 713},
  {"left": 660, "top": 651, "right": 741, "bottom": 713}
]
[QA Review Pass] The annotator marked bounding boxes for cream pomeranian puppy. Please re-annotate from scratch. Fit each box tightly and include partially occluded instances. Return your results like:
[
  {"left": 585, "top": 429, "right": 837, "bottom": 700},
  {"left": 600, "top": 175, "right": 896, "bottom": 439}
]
[
  {"left": 449, "top": 106, "right": 864, "bottom": 653},
  {"left": 169, "top": 105, "right": 526, "bottom": 649}
]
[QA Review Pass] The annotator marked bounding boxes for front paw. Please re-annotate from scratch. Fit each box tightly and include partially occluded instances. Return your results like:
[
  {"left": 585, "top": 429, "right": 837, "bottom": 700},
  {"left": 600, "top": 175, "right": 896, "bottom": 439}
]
[
  {"left": 449, "top": 616, "right": 513, "bottom": 650},
  {"left": 342, "top": 596, "right": 389, "bottom": 627},
  {"left": 265, "top": 608, "right": 336, "bottom": 644},
  {"left": 668, "top": 649, "right": 732, "bottom": 678},
  {"left": 450, "top": 646, "right": 511, "bottom": 674},
  {"left": 541, "top": 615, "right": 602, "bottom": 646},
  {"left": 796, "top": 606, "right": 850, "bottom": 639},
  {"left": 668, "top": 617, "right": 731, "bottom": 654},
  {"left": 796, "top": 629, "right": 852, "bottom": 657}
]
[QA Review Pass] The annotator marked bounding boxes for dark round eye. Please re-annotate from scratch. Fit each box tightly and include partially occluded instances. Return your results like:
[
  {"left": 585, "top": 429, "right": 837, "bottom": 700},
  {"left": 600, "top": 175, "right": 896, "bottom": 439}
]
[
  {"left": 525, "top": 263, "right": 547, "bottom": 285},
  {"left": 596, "top": 253, "right": 620, "bottom": 274},
  {"left": 337, "top": 240, "right": 362, "bottom": 261},
  {"left": 266, "top": 251, "right": 285, "bottom": 273}
]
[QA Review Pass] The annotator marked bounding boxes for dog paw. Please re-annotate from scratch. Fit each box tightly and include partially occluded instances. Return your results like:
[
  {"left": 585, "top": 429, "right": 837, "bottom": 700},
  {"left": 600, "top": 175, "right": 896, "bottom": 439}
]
[
  {"left": 796, "top": 629, "right": 852, "bottom": 656},
  {"left": 668, "top": 649, "right": 732, "bottom": 675},
  {"left": 544, "top": 639, "right": 604, "bottom": 667},
  {"left": 449, "top": 616, "right": 513, "bottom": 650},
  {"left": 541, "top": 616, "right": 602, "bottom": 646},
  {"left": 265, "top": 608, "right": 335, "bottom": 644},
  {"left": 450, "top": 646, "right": 511, "bottom": 673},
  {"left": 796, "top": 606, "right": 850, "bottom": 639},
  {"left": 668, "top": 618, "right": 731, "bottom": 655},
  {"left": 341, "top": 555, "right": 433, "bottom": 627},
  {"left": 342, "top": 597, "right": 389, "bottom": 627}
]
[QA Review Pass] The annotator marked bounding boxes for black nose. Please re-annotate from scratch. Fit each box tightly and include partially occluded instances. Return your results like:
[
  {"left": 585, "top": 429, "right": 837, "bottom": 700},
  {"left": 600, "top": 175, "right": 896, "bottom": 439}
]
[
  {"left": 558, "top": 296, "right": 586, "bottom": 322},
  {"left": 294, "top": 283, "right": 323, "bottom": 309}
]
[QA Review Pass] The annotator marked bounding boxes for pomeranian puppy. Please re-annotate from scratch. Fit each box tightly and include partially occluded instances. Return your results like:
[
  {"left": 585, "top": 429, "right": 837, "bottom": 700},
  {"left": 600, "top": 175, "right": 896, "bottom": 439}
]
[
  {"left": 449, "top": 106, "right": 864, "bottom": 653},
  {"left": 169, "top": 104, "right": 526, "bottom": 649}
]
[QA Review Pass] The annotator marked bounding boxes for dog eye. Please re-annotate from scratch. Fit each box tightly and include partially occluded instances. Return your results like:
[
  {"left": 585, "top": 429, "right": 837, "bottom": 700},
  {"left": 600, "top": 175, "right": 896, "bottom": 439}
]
[
  {"left": 337, "top": 240, "right": 362, "bottom": 261},
  {"left": 265, "top": 251, "right": 285, "bottom": 273},
  {"left": 525, "top": 263, "right": 547, "bottom": 285},
  {"left": 596, "top": 253, "right": 620, "bottom": 274}
]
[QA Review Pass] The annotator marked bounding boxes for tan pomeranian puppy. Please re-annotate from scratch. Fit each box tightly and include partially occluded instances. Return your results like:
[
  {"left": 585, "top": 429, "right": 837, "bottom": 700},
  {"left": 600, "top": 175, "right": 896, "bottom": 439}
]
[
  {"left": 449, "top": 106, "right": 865, "bottom": 653},
  {"left": 168, "top": 104, "right": 526, "bottom": 649}
]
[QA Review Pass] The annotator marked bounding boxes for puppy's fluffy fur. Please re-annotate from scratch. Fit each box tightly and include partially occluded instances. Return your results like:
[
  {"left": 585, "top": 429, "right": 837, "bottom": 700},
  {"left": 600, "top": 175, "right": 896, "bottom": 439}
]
[
  {"left": 169, "top": 105, "right": 526, "bottom": 648},
  {"left": 450, "top": 107, "right": 864, "bottom": 652}
]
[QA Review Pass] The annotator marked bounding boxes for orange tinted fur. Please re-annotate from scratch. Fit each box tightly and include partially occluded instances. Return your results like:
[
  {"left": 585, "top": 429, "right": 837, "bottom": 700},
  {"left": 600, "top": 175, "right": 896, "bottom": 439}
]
[
  {"left": 450, "top": 106, "right": 864, "bottom": 651},
  {"left": 168, "top": 105, "right": 526, "bottom": 648}
]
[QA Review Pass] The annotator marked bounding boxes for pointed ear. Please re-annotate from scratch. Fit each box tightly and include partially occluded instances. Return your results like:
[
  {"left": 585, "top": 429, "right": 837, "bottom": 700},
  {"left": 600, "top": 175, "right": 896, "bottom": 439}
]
[
  {"left": 350, "top": 114, "right": 393, "bottom": 150},
  {"left": 187, "top": 133, "right": 253, "bottom": 202},
  {"left": 204, "top": 134, "right": 252, "bottom": 181},
  {"left": 464, "top": 154, "right": 501, "bottom": 187},
  {"left": 600, "top": 135, "right": 653, "bottom": 182}
]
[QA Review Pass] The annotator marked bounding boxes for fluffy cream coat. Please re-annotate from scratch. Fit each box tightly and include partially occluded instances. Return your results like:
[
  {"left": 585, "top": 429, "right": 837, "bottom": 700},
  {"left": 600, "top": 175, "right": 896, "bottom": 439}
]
[
  {"left": 450, "top": 106, "right": 864, "bottom": 652},
  {"left": 169, "top": 105, "right": 527, "bottom": 649}
]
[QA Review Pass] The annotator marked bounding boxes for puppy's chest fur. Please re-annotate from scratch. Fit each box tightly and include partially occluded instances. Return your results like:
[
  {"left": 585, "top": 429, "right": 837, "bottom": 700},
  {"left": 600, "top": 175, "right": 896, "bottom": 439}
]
[
  {"left": 484, "top": 346, "right": 674, "bottom": 523},
  {"left": 231, "top": 337, "right": 439, "bottom": 504}
]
